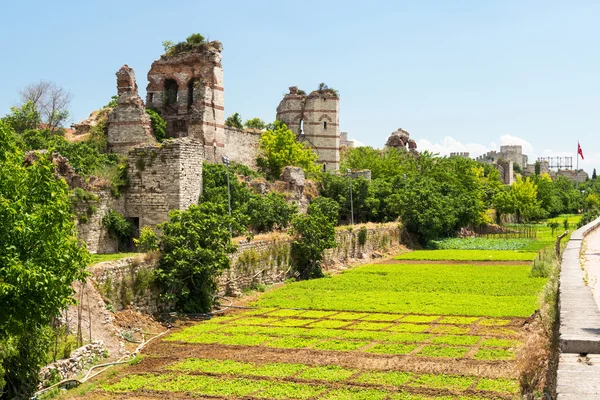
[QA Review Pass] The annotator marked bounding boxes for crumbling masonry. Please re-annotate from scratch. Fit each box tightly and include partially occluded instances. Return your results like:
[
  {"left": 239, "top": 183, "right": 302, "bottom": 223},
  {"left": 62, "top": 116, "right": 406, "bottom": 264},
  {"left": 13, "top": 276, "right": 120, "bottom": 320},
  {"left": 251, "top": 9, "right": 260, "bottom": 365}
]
[{"left": 276, "top": 86, "right": 341, "bottom": 172}]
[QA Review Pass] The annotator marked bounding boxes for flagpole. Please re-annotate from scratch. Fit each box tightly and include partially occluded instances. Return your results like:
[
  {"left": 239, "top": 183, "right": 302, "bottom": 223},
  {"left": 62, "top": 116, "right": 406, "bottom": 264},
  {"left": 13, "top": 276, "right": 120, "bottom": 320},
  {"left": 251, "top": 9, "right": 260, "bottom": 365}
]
[{"left": 576, "top": 142, "right": 579, "bottom": 182}]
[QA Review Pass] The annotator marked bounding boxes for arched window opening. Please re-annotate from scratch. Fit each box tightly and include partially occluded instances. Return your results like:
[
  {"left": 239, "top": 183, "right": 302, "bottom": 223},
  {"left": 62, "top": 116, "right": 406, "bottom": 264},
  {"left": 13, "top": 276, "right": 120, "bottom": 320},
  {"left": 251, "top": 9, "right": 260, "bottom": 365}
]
[
  {"left": 187, "top": 79, "right": 195, "bottom": 110},
  {"left": 164, "top": 79, "right": 178, "bottom": 106},
  {"left": 323, "top": 121, "right": 327, "bottom": 130},
  {"left": 300, "top": 119, "right": 304, "bottom": 135}
]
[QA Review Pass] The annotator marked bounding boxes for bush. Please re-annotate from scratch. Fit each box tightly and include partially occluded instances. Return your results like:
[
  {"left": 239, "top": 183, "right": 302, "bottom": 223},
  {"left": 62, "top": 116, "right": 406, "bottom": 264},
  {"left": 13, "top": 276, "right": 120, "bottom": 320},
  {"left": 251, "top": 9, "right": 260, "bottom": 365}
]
[
  {"left": 248, "top": 192, "right": 298, "bottom": 232},
  {"left": 225, "top": 112, "right": 243, "bottom": 129},
  {"left": 102, "top": 210, "right": 134, "bottom": 250},
  {"left": 146, "top": 109, "right": 166, "bottom": 142},
  {"left": 134, "top": 226, "right": 159, "bottom": 252},
  {"left": 155, "top": 203, "right": 237, "bottom": 312},
  {"left": 357, "top": 227, "right": 368, "bottom": 247},
  {"left": 257, "top": 121, "right": 319, "bottom": 180},
  {"left": 291, "top": 197, "right": 339, "bottom": 279}
]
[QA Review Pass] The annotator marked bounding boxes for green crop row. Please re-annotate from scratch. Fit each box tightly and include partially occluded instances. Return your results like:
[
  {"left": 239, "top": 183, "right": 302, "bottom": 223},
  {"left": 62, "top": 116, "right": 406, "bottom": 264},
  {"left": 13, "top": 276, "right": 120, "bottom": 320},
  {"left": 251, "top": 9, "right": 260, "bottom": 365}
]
[
  {"left": 168, "top": 320, "right": 519, "bottom": 345},
  {"left": 164, "top": 331, "right": 516, "bottom": 360},
  {"left": 428, "top": 238, "right": 534, "bottom": 251},
  {"left": 102, "top": 368, "right": 519, "bottom": 399},
  {"left": 252, "top": 263, "right": 546, "bottom": 317},
  {"left": 395, "top": 250, "right": 537, "bottom": 261}
]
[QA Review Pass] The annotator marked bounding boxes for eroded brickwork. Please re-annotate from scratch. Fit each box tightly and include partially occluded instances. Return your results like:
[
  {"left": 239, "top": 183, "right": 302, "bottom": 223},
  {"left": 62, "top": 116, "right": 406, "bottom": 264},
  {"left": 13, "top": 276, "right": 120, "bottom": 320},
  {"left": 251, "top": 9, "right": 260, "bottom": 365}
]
[
  {"left": 107, "top": 65, "right": 156, "bottom": 153},
  {"left": 146, "top": 41, "right": 224, "bottom": 154},
  {"left": 277, "top": 86, "right": 340, "bottom": 172}
]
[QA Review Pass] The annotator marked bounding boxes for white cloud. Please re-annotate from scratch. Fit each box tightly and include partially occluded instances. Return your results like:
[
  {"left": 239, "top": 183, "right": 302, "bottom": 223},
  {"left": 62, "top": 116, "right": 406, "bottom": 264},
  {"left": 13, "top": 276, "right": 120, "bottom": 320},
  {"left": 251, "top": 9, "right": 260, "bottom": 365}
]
[
  {"left": 417, "top": 136, "right": 491, "bottom": 157},
  {"left": 349, "top": 137, "right": 365, "bottom": 147},
  {"left": 498, "top": 134, "right": 534, "bottom": 156}
]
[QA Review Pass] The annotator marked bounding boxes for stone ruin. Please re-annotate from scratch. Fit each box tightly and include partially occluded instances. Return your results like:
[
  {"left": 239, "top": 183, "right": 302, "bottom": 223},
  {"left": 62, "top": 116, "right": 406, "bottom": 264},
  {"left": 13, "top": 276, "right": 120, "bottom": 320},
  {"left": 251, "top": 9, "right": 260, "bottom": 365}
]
[
  {"left": 107, "top": 65, "right": 155, "bottom": 152},
  {"left": 276, "top": 86, "right": 341, "bottom": 172},
  {"left": 385, "top": 128, "right": 418, "bottom": 153}
]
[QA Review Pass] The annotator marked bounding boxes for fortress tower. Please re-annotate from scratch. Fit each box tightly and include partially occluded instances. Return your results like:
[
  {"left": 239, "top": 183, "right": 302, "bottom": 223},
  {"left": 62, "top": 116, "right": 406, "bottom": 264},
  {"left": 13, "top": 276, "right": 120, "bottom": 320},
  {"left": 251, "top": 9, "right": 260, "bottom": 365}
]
[
  {"left": 276, "top": 86, "right": 340, "bottom": 172},
  {"left": 145, "top": 41, "right": 225, "bottom": 158}
]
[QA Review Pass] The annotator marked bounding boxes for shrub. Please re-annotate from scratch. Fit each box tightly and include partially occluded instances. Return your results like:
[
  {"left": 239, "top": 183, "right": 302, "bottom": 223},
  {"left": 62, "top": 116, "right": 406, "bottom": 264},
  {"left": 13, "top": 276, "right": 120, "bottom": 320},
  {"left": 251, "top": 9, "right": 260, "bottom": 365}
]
[
  {"left": 146, "top": 109, "right": 166, "bottom": 142},
  {"left": 102, "top": 210, "right": 134, "bottom": 250},
  {"left": 357, "top": 226, "right": 368, "bottom": 247},
  {"left": 225, "top": 112, "right": 243, "bottom": 129},
  {"left": 257, "top": 121, "right": 319, "bottom": 180},
  {"left": 134, "top": 226, "right": 159, "bottom": 252},
  {"left": 291, "top": 197, "right": 339, "bottom": 279},
  {"left": 248, "top": 192, "right": 299, "bottom": 233},
  {"left": 244, "top": 118, "right": 266, "bottom": 130},
  {"left": 155, "top": 203, "right": 237, "bottom": 312}
]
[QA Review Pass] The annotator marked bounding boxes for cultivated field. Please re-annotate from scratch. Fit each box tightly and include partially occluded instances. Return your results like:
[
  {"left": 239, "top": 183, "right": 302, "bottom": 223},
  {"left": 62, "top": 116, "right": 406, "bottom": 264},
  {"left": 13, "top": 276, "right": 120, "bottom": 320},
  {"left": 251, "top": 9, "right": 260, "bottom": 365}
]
[
  {"left": 59, "top": 222, "right": 575, "bottom": 400},
  {"left": 63, "top": 271, "right": 533, "bottom": 398}
]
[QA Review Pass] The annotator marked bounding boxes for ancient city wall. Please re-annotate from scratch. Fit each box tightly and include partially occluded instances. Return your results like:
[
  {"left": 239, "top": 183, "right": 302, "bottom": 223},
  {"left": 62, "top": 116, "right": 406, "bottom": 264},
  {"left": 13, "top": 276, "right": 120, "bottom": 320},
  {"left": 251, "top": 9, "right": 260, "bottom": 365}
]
[
  {"left": 125, "top": 138, "right": 203, "bottom": 228},
  {"left": 75, "top": 190, "right": 124, "bottom": 254}
]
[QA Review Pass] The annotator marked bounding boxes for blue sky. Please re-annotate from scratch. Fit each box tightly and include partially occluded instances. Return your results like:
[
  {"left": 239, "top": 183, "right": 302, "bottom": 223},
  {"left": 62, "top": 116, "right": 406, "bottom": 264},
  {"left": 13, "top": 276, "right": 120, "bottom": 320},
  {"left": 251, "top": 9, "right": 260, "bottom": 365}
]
[{"left": 1, "top": 0, "right": 598, "bottom": 172}]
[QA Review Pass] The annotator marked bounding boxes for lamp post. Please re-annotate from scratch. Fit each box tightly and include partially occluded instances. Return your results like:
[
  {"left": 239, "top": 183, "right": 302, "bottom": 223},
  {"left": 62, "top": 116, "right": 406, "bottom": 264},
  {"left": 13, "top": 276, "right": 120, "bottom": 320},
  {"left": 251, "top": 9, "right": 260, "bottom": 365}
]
[
  {"left": 347, "top": 168, "right": 354, "bottom": 225},
  {"left": 222, "top": 155, "right": 232, "bottom": 236}
]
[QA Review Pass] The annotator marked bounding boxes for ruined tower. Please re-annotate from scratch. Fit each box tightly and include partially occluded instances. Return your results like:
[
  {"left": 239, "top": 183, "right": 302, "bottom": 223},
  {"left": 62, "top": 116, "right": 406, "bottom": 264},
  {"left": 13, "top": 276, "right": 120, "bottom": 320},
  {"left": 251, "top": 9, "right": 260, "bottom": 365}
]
[
  {"left": 276, "top": 86, "right": 340, "bottom": 172},
  {"left": 145, "top": 41, "right": 225, "bottom": 158},
  {"left": 106, "top": 65, "right": 156, "bottom": 153}
]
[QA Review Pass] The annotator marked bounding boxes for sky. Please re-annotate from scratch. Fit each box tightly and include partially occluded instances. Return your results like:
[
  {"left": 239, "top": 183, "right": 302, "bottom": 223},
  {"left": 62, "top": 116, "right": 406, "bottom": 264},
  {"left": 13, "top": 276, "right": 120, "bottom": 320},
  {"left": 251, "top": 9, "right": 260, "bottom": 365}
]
[{"left": 1, "top": 0, "right": 598, "bottom": 173}]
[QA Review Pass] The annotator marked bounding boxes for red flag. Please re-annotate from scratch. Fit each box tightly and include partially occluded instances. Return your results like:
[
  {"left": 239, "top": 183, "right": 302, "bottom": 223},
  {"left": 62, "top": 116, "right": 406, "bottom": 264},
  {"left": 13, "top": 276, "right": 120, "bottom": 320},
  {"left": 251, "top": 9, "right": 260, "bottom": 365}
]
[{"left": 578, "top": 142, "right": 585, "bottom": 160}]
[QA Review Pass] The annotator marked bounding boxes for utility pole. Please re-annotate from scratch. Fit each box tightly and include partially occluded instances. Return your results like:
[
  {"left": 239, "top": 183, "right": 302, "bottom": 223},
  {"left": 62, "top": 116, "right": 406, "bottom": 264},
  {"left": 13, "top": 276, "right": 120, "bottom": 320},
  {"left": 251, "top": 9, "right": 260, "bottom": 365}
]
[
  {"left": 347, "top": 168, "right": 354, "bottom": 225},
  {"left": 222, "top": 155, "right": 232, "bottom": 236}
]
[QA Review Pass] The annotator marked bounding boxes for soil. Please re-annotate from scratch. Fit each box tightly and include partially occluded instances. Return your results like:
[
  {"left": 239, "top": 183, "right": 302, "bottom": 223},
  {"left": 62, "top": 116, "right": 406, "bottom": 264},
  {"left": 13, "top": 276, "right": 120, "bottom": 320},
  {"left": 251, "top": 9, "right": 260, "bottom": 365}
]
[{"left": 64, "top": 278, "right": 166, "bottom": 361}]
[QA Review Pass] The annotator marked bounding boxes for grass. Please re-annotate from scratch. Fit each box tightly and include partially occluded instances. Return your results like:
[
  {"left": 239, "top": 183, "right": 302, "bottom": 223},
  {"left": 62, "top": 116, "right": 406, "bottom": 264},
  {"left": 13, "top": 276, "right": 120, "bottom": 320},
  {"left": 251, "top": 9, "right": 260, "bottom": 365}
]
[
  {"left": 89, "top": 252, "right": 138, "bottom": 265},
  {"left": 395, "top": 249, "right": 537, "bottom": 261},
  {"left": 252, "top": 263, "right": 546, "bottom": 317}
]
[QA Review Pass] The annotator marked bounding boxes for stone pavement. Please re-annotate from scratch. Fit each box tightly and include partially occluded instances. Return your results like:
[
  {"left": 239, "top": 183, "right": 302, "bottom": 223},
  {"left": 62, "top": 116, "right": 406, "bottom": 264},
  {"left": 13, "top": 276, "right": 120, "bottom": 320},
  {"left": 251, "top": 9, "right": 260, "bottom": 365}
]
[{"left": 557, "top": 217, "right": 600, "bottom": 398}]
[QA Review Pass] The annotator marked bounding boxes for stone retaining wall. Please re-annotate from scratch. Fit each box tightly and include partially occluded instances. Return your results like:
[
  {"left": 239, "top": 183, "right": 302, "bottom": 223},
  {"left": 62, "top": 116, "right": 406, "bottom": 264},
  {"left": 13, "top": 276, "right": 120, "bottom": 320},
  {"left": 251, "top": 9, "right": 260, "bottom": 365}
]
[
  {"left": 93, "top": 223, "right": 403, "bottom": 310},
  {"left": 39, "top": 340, "right": 107, "bottom": 388}
]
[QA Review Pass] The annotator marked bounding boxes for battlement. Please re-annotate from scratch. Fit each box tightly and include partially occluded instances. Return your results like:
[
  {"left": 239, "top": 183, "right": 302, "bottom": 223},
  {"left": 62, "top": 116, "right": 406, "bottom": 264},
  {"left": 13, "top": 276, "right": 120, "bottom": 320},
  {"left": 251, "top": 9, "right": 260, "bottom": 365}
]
[{"left": 450, "top": 152, "right": 470, "bottom": 158}]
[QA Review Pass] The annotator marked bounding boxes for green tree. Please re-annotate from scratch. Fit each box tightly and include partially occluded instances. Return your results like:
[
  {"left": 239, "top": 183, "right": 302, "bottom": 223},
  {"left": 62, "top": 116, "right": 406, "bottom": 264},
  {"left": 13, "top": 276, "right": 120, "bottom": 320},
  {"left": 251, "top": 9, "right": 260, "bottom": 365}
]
[
  {"left": 244, "top": 118, "right": 266, "bottom": 130},
  {"left": 225, "top": 112, "right": 243, "bottom": 129},
  {"left": 494, "top": 177, "right": 543, "bottom": 223},
  {"left": 247, "top": 192, "right": 298, "bottom": 232},
  {"left": 155, "top": 203, "right": 237, "bottom": 312},
  {"left": 547, "top": 221, "right": 560, "bottom": 235},
  {"left": 2, "top": 101, "right": 40, "bottom": 133},
  {"left": 534, "top": 161, "right": 541, "bottom": 175},
  {"left": 0, "top": 121, "right": 88, "bottom": 397},
  {"left": 290, "top": 197, "right": 339, "bottom": 279},
  {"left": 593, "top": 168, "right": 597, "bottom": 180},
  {"left": 257, "top": 121, "right": 319, "bottom": 179}
]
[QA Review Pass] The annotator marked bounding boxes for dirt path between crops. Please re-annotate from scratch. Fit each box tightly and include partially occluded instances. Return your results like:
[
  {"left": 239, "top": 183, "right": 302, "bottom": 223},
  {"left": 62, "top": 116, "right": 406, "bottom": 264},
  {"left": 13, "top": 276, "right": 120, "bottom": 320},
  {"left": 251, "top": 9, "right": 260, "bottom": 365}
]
[
  {"left": 377, "top": 259, "right": 531, "bottom": 266},
  {"left": 582, "top": 227, "right": 600, "bottom": 308}
]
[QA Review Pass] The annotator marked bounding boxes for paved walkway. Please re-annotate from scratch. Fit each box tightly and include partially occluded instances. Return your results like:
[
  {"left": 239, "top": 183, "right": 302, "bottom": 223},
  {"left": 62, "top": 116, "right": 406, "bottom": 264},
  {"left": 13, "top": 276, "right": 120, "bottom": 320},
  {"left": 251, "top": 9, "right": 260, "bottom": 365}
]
[
  {"left": 583, "top": 227, "right": 600, "bottom": 308},
  {"left": 557, "top": 218, "right": 600, "bottom": 398}
]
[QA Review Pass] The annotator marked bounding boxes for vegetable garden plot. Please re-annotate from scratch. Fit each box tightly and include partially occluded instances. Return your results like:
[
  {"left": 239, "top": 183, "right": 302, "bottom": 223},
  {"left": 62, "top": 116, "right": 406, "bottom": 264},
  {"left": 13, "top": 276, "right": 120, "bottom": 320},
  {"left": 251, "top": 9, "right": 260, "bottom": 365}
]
[
  {"left": 252, "top": 263, "right": 545, "bottom": 317},
  {"left": 395, "top": 250, "right": 537, "bottom": 261},
  {"left": 62, "top": 254, "right": 545, "bottom": 400}
]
